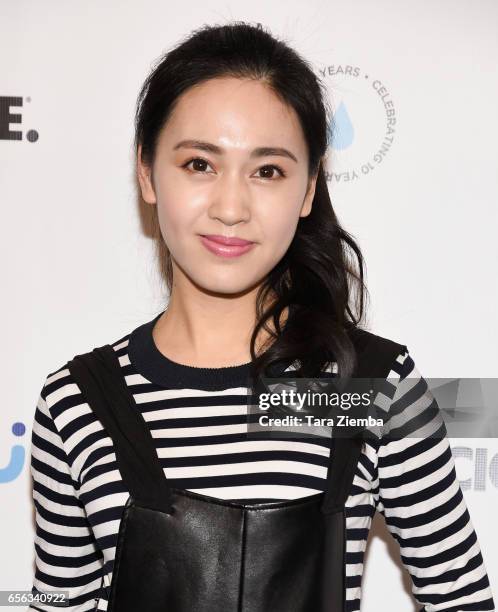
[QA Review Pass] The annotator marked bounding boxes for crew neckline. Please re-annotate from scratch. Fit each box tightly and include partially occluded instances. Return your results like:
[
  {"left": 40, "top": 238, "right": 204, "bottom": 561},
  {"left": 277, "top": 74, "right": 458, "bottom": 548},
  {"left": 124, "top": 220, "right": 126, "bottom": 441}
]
[{"left": 127, "top": 309, "right": 293, "bottom": 391}]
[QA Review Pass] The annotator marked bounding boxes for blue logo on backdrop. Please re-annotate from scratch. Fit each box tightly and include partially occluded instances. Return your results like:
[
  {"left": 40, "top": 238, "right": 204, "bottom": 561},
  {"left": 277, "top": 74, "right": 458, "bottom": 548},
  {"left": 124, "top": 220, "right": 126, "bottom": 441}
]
[
  {"left": 0, "top": 422, "right": 27, "bottom": 483},
  {"left": 318, "top": 64, "right": 397, "bottom": 182},
  {"left": 0, "top": 97, "right": 39, "bottom": 142}
]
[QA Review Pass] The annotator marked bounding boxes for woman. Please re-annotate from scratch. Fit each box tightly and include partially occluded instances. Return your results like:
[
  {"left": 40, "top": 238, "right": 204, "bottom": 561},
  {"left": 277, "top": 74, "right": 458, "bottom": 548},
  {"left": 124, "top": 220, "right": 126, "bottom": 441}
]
[{"left": 29, "top": 22, "right": 495, "bottom": 612}]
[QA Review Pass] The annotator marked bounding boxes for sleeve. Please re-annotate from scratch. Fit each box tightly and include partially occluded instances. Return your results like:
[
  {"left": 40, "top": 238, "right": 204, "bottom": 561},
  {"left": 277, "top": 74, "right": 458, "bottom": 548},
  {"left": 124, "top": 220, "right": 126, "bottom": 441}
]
[
  {"left": 28, "top": 375, "right": 105, "bottom": 611},
  {"left": 374, "top": 349, "right": 496, "bottom": 612}
]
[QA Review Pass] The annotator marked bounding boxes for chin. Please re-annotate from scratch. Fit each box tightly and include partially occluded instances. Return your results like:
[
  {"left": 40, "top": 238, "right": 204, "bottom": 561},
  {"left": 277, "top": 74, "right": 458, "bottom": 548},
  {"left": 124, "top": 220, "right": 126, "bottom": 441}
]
[{"left": 189, "top": 268, "right": 264, "bottom": 296}]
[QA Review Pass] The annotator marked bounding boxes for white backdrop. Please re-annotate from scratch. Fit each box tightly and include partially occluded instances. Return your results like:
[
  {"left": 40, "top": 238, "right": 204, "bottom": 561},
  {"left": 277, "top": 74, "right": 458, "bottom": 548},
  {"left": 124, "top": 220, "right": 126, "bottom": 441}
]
[{"left": 1, "top": 1, "right": 497, "bottom": 610}]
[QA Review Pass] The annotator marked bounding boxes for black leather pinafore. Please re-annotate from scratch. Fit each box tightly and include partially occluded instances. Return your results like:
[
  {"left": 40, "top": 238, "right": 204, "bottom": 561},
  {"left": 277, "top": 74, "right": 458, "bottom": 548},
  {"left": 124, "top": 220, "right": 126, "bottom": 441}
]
[{"left": 68, "top": 328, "right": 406, "bottom": 612}]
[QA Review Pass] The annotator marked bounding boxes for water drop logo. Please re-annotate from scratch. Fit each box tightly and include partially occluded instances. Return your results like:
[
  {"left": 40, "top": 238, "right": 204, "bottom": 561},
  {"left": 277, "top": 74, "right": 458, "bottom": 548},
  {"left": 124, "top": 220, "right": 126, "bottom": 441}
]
[
  {"left": 319, "top": 64, "right": 397, "bottom": 182},
  {"left": 330, "top": 101, "right": 355, "bottom": 150},
  {"left": 0, "top": 422, "right": 26, "bottom": 483}
]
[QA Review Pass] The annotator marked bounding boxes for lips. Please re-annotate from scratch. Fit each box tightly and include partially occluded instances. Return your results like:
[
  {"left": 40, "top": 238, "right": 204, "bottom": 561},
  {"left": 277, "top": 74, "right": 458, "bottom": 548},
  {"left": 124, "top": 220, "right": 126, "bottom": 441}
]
[
  {"left": 200, "top": 234, "right": 254, "bottom": 246},
  {"left": 199, "top": 234, "right": 256, "bottom": 258}
]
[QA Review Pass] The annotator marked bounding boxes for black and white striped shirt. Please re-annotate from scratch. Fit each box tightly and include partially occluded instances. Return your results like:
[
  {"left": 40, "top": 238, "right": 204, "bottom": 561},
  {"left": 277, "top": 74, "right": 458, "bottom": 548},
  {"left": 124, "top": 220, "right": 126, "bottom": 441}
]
[{"left": 29, "top": 312, "right": 495, "bottom": 611}]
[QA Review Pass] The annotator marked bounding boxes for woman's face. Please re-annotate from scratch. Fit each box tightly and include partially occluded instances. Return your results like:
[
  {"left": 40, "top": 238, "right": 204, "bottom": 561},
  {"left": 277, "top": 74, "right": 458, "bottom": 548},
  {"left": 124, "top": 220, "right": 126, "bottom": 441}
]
[{"left": 137, "top": 76, "right": 318, "bottom": 296}]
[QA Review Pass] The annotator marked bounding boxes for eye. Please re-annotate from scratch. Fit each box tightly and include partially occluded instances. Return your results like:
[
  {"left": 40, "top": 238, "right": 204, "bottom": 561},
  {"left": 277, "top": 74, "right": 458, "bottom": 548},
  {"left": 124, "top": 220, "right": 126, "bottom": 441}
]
[
  {"left": 182, "top": 157, "right": 215, "bottom": 174},
  {"left": 255, "top": 164, "right": 286, "bottom": 180},
  {"left": 181, "top": 158, "right": 286, "bottom": 180}
]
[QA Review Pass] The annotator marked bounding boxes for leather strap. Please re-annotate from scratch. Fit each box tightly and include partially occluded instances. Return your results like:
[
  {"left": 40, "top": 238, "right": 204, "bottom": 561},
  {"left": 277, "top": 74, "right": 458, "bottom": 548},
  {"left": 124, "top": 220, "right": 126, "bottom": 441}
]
[
  {"left": 68, "top": 345, "right": 172, "bottom": 511},
  {"left": 320, "top": 329, "right": 407, "bottom": 513}
]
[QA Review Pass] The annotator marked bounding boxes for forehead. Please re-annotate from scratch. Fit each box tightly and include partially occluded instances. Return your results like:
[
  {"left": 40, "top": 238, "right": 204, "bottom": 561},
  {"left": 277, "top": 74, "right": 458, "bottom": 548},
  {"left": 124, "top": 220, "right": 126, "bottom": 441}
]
[{"left": 158, "top": 76, "right": 307, "bottom": 155}]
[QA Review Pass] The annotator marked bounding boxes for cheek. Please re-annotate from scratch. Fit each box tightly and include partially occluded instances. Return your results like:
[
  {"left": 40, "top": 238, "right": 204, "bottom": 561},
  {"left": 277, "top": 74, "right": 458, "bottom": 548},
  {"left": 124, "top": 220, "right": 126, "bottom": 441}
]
[
  {"left": 157, "top": 199, "right": 181, "bottom": 235},
  {"left": 258, "top": 200, "right": 302, "bottom": 249},
  {"left": 155, "top": 188, "right": 201, "bottom": 245}
]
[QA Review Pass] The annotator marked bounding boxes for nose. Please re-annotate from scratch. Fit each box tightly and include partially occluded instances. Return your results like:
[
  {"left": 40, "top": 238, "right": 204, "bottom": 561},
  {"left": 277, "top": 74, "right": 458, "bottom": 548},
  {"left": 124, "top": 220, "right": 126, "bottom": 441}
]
[{"left": 207, "top": 171, "right": 251, "bottom": 226}]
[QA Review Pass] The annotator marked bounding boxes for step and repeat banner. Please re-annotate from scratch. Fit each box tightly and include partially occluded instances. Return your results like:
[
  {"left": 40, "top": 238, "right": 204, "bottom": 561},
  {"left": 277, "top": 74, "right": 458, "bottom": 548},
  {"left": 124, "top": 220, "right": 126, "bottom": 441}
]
[{"left": 2, "top": 1, "right": 497, "bottom": 610}]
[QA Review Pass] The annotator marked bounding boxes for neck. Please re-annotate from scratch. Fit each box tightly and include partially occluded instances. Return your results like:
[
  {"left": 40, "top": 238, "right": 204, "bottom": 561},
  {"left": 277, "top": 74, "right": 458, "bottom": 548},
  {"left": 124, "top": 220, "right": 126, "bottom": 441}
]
[{"left": 153, "top": 280, "right": 287, "bottom": 369}]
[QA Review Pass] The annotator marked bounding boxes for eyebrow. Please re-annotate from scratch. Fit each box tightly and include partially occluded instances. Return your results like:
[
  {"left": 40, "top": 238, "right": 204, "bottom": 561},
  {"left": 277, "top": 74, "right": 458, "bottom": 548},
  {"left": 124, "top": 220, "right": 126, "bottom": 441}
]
[{"left": 173, "top": 139, "right": 298, "bottom": 163}]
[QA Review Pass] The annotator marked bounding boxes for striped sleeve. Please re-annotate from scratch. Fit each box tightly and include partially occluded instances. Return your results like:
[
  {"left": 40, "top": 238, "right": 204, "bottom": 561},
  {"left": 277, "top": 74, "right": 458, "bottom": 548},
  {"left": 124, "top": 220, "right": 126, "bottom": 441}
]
[
  {"left": 375, "top": 350, "right": 495, "bottom": 611},
  {"left": 28, "top": 372, "right": 105, "bottom": 611}
]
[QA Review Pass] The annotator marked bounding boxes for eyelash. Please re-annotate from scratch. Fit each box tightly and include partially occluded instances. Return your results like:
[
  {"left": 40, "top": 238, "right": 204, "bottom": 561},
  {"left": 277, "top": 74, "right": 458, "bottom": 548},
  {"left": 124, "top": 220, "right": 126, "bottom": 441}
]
[{"left": 181, "top": 157, "right": 287, "bottom": 179}]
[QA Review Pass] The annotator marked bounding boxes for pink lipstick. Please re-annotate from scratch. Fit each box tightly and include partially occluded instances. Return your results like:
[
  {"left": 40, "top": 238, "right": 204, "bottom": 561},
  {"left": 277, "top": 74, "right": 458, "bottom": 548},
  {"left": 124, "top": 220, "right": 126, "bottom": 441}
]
[{"left": 199, "top": 234, "right": 255, "bottom": 258}]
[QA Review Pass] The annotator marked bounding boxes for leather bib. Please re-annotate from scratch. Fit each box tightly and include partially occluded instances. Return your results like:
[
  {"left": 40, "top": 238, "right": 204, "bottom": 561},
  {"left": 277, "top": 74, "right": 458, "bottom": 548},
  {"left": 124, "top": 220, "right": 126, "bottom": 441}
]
[{"left": 68, "top": 327, "right": 406, "bottom": 612}]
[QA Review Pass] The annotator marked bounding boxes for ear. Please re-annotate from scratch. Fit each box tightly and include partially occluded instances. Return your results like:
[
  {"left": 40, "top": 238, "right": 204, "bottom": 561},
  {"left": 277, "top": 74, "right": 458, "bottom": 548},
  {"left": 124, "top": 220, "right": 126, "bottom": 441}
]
[
  {"left": 299, "top": 169, "right": 319, "bottom": 218},
  {"left": 137, "top": 144, "right": 157, "bottom": 205}
]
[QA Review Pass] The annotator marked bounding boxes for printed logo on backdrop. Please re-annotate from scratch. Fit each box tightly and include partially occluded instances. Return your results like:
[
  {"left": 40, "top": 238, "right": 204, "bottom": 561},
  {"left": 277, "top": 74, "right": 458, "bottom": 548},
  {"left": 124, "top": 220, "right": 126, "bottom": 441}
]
[
  {"left": 0, "top": 96, "right": 39, "bottom": 142},
  {"left": 318, "top": 65, "right": 396, "bottom": 182},
  {"left": 0, "top": 422, "right": 26, "bottom": 483},
  {"left": 453, "top": 447, "right": 498, "bottom": 492}
]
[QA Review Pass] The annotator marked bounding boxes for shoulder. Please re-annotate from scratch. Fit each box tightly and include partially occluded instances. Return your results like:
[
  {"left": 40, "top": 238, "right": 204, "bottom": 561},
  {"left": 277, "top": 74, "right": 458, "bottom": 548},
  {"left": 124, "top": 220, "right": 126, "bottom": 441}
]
[
  {"left": 347, "top": 325, "right": 409, "bottom": 378},
  {"left": 348, "top": 325, "right": 407, "bottom": 355},
  {"left": 40, "top": 330, "right": 131, "bottom": 422}
]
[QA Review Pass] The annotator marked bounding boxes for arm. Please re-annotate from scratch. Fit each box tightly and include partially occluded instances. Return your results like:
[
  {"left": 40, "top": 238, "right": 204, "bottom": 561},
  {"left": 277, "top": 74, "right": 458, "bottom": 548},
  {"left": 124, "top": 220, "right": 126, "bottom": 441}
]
[
  {"left": 375, "top": 350, "right": 495, "bottom": 611},
  {"left": 28, "top": 375, "right": 105, "bottom": 611}
]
